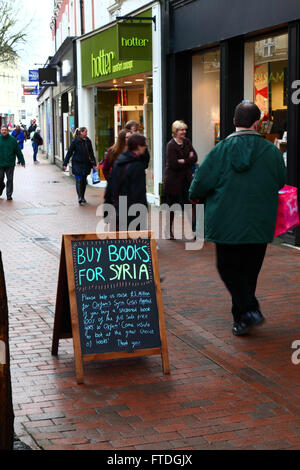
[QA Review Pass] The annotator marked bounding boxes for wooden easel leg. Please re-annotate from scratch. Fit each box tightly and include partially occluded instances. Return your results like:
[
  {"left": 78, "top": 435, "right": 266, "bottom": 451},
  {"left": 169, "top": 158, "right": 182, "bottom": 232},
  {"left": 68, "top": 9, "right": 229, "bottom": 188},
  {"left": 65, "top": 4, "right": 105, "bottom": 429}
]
[
  {"left": 161, "top": 348, "right": 170, "bottom": 375},
  {"left": 75, "top": 357, "right": 84, "bottom": 384}
]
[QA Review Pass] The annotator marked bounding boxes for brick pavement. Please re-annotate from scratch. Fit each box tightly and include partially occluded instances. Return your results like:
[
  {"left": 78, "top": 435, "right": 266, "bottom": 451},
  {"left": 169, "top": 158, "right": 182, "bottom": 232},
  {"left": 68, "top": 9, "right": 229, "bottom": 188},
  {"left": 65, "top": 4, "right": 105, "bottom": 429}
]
[{"left": 1, "top": 141, "right": 300, "bottom": 450}]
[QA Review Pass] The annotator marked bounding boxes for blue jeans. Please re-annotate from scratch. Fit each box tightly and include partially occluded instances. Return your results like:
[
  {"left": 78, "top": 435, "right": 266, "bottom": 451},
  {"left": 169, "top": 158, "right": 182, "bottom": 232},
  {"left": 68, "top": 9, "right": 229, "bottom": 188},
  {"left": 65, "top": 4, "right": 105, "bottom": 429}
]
[{"left": 32, "top": 142, "right": 38, "bottom": 162}]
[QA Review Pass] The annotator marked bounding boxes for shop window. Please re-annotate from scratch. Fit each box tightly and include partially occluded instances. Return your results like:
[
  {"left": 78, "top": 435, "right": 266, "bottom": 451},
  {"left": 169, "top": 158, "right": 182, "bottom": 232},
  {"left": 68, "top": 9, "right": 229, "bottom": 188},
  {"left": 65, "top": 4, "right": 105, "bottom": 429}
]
[
  {"left": 94, "top": 74, "right": 154, "bottom": 194},
  {"left": 244, "top": 32, "right": 288, "bottom": 164},
  {"left": 192, "top": 49, "right": 220, "bottom": 164},
  {"left": 263, "top": 38, "right": 276, "bottom": 58}
]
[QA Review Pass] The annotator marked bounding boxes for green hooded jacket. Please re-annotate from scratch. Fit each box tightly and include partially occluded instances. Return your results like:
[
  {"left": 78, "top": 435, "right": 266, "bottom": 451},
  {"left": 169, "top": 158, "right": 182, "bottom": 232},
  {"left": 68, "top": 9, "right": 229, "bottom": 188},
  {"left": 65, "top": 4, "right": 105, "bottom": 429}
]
[
  {"left": 189, "top": 131, "right": 286, "bottom": 244},
  {"left": 0, "top": 134, "right": 25, "bottom": 167}
]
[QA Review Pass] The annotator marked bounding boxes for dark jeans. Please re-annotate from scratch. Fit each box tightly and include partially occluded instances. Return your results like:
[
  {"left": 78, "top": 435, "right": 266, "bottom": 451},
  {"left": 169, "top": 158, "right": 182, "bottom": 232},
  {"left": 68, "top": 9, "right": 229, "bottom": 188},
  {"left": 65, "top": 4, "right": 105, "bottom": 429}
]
[
  {"left": 75, "top": 176, "right": 87, "bottom": 201},
  {"left": 0, "top": 166, "right": 15, "bottom": 198},
  {"left": 32, "top": 142, "right": 38, "bottom": 162},
  {"left": 216, "top": 243, "right": 267, "bottom": 322}
]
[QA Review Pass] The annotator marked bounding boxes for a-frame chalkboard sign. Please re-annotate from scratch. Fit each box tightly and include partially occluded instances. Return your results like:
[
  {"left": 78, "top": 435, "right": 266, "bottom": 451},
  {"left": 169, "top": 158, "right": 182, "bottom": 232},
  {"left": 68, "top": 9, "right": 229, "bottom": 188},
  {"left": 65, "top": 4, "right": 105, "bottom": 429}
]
[{"left": 52, "top": 231, "right": 170, "bottom": 384}]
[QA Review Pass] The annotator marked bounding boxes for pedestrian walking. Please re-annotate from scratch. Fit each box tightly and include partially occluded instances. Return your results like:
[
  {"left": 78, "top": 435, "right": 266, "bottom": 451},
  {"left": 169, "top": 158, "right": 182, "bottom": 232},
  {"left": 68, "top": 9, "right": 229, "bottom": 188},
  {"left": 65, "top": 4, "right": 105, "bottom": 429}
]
[
  {"left": 102, "top": 129, "right": 131, "bottom": 180},
  {"left": 0, "top": 125, "right": 25, "bottom": 201},
  {"left": 31, "top": 128, "right": 43, "bottom": 164},
  {"left": 11, "top": 125, "right": 26, "bottom": 150},
  {"left": 28, "top": 119, "right": 37, "bottom": 138},
  {"left": 189, "top": 101, "right": 286, "bottom": 336},
  {"left": 63, "top": 127, "right": 97, "bottom": 205},
  {"left": 163, "top": 120, "right": 197, "bottom": 239},
  {"left": 104, "top": 133, "right": 148, "bottom": 230}
]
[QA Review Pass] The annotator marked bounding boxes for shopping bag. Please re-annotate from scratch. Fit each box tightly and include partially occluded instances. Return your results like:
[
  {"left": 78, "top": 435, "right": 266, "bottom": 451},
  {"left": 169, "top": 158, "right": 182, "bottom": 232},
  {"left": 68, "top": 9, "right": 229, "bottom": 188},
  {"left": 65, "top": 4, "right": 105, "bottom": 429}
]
[
  {"left": 92, "top": 168, "right": 100, "bottom": 185},
  {"left": 96, "top": 163, "right": 105, "bottom": 181},
  {"left": 274, "top": 185, "right": 300, "bottom": 237}
]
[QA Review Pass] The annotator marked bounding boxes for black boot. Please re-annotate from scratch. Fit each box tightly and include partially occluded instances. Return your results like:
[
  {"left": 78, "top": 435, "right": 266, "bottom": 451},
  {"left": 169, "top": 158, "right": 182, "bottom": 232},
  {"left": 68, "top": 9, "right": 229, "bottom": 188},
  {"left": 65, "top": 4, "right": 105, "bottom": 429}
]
[
  {"left": 76, "top": 179, "right": 83, "bottom": 204},
  {"left": 80, "top": 179, "right": 87, "bottom": 203}
]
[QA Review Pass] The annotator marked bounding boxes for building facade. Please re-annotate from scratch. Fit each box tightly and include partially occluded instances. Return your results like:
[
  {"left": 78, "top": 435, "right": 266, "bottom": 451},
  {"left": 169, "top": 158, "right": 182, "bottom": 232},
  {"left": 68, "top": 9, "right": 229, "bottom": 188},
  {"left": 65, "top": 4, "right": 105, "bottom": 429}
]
[
  {"left": 77, "top": 1, "right": 163, "bottom": 203},
  {"left": 0, "top": 59, "right": 22, "bottom": 128},
  {"left": 38, "top": 37, "right": 77, "bottom": 165},
  {"left": 163, "top": 0, "right": 300, "bottom": 245},
  {"left": 40, "top": 0, "right": 163, "bottom": 204}
]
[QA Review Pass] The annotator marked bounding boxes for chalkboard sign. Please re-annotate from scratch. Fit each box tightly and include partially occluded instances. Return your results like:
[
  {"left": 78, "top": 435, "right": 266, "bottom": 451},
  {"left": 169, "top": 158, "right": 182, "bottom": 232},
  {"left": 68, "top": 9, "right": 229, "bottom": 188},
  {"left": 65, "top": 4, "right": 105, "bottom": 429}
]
[{"left": 52, "top": 232, "right": 169, "bottom": 383}]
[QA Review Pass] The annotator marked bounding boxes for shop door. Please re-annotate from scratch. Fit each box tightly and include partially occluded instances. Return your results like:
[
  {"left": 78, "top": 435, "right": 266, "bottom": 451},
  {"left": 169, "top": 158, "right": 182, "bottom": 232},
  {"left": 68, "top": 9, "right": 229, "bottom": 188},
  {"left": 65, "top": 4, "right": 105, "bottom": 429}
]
[{"left": 114, "top": 105, "right": 144, "bottom": 141}]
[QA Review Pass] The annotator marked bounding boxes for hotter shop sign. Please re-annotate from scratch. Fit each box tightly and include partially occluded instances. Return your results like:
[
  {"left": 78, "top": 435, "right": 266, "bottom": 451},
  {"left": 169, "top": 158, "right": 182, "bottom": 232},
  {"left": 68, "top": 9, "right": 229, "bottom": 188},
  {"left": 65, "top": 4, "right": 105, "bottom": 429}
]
[
  {"left": 81, "top": 21, "right": 152, "bottom": 86},
  {"left": 118, "top": 23, "right": 152, "bottom": 61}
]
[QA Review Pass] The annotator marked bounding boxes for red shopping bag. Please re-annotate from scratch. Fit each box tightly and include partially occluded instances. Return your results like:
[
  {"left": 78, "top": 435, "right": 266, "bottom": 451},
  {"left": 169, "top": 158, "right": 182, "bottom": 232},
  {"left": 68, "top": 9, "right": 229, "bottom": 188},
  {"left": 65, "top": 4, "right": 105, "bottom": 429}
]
[{"left": 274, "top": 185, "right": 300, "bottom": 237}]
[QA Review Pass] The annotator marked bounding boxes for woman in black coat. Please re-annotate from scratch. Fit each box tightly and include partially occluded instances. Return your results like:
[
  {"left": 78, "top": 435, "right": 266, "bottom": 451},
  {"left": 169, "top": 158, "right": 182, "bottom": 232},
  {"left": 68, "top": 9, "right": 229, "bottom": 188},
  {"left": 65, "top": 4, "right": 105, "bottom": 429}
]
[
  {"left": 63, "top": 127, "right": 97, "bottom": 205},
  {"left": 163, "top": 120, "right": 197, "bottom": 239}
]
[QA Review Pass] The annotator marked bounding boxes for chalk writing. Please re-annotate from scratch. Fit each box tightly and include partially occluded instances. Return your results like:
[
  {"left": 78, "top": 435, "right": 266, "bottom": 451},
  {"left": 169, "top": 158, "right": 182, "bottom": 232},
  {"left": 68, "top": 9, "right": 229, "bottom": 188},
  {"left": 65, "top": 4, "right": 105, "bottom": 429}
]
[{"left": 71, "top": 238, "right": 161, "bottom": 355}]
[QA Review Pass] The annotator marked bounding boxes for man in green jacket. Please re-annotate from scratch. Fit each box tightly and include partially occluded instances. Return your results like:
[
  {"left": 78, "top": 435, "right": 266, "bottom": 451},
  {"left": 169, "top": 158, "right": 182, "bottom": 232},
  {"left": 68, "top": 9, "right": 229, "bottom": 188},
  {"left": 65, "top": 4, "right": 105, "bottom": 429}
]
[
  {"left": 0, "top": 125, "right": 25, "bottom": 201},
  {"left": 189, "top": 102, "right": 286, "bottom": 336}
]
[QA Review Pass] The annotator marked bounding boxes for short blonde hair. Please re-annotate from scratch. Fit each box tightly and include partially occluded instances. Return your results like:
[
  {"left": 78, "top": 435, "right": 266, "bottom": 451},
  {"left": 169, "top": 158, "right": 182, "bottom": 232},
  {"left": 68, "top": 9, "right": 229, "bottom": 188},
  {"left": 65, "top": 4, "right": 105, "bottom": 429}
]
[{"left": 172, "top": 120, "right": 188, "bottom": 137}]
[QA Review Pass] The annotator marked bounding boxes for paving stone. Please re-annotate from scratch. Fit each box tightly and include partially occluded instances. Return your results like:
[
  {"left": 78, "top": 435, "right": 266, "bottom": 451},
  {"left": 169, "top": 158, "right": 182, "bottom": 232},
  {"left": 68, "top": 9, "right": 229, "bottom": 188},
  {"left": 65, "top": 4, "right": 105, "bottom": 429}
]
[{"left": 3, "top": 142, "right": 300, "bottom": 450}]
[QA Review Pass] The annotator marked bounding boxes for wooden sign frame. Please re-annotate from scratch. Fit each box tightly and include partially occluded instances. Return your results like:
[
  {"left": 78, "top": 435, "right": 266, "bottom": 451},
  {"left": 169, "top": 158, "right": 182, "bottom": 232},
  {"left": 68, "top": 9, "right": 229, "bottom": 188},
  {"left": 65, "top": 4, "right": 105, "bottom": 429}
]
[{"left": 52, "top": 231, "right": 170, "bottom": 384}]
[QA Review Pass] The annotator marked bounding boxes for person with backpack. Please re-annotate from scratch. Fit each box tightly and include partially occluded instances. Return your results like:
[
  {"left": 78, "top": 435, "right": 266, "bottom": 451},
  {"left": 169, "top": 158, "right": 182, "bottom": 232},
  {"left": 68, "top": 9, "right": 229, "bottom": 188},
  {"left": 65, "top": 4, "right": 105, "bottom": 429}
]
[
  {"left": 104, "top": 133, "right": 148, "bottom": 231},
  {"left": 63, "top": 127, "right": 97, "bottom": 205},
  {"left": 31, "top": 128, "right": 43, "bottom": 164},
  {"left": 28, "top": 119, "right": 37, "bottom": 137}
]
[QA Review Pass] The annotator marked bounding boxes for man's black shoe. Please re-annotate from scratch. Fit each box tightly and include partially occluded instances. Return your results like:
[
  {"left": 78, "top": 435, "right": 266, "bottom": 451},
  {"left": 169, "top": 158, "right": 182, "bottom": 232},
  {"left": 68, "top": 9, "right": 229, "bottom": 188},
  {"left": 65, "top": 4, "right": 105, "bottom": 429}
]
[
  {"left": 242, "top": 310, "right": 265, "bottom": 328},
  {"left": 7, "top": 196, "right": 13, "bottom": 201},
  {"left": 232, "top": 320, "right": 250, "bottom": 336}
]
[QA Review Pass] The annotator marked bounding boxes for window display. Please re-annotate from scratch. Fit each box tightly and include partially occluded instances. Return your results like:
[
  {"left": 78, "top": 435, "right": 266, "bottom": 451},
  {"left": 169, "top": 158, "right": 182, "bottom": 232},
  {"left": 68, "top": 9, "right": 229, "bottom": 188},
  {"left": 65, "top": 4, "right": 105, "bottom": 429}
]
[{"left": 244, "top": 32, "right": 288, "bottom": 164}]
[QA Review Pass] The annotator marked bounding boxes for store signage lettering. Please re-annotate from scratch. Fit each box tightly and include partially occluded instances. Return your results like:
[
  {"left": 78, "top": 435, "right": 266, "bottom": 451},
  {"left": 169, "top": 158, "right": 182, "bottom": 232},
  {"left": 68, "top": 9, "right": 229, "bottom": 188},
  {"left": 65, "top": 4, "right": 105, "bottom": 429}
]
[
  {"left": 81, "top": 13, "right": 152, "bottom": 86},
  {"left": 92, "top": 50, "right": 115, "bottom": 78},
  {"left": 28, "top": 70, "right": 39, "bottom": 82},
  {"left": 92, "top": 49, "right": 134, "bottom": 78},
  {"left": 38, "top": 67, "right": 57, "bottom": 87},
  {"left": 121, "top": 37, "right": 150, "bottom": 48},
  {"left": 254, "top": 71, "right": 285, "bottom": 83},
  {"left": 118, "top": 23, "right": 152, "bottom": 61}
]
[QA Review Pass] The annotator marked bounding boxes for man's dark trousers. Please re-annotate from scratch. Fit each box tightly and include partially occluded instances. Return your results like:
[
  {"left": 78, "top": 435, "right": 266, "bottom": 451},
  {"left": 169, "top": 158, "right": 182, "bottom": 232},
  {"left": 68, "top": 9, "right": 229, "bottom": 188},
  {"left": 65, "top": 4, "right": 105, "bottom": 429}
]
[
  {"left": 216, "top": 243, "right": 267, "bottom": 322},
  {"left": 0, "top": 167, "right": 15, "bottom": 199}
]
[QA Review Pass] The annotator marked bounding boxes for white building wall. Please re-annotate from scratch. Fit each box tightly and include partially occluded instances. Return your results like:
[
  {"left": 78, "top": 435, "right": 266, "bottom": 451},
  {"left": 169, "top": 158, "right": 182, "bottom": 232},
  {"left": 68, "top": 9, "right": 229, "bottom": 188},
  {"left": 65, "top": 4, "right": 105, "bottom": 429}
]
[
  {"left": 76, "top": 38, "right": 95, "bottom": 146},
  {"left": 84, "top": 0, "right": 93, "bottom": 33},
  {"left": 94, "top": 1, "right": 110, "bottom": 27},
  {"left": 0, "top": 58, "right": 22, "bottom": 126}
]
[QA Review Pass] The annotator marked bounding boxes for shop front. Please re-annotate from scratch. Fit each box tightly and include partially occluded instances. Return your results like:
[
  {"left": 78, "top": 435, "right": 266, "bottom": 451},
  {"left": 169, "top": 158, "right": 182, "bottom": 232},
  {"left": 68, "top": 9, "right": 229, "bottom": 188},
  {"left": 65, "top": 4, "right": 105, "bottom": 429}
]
[
  {"left": 79, "top": 5, "right": 162, "bottom": 202},
  {"left": 38, "top": 37, "right": 77, "bottom": 166},
  {"left": 164, "top": 0, "right": 300, "bottom": 245},
  {"left": 52, "top": 37, "right": 77, "bottom": 166}
]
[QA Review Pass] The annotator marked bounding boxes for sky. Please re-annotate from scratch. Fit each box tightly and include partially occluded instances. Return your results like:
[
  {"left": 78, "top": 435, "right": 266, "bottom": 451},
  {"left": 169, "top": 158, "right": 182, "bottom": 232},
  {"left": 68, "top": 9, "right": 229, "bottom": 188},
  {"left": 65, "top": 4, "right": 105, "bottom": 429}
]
[{"left": 15, "top": 0, "right": 54, "bottom": 79}]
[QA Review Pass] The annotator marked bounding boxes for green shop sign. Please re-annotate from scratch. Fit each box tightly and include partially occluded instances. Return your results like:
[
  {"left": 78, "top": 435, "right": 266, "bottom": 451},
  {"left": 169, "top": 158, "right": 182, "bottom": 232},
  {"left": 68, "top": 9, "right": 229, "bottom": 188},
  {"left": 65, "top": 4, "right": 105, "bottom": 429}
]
[
  {"left": 118, "top": 23, "right": 152, "bottom": 61},
  {"left": 81, "top": 19, "right": 152, "bottom": 86}
]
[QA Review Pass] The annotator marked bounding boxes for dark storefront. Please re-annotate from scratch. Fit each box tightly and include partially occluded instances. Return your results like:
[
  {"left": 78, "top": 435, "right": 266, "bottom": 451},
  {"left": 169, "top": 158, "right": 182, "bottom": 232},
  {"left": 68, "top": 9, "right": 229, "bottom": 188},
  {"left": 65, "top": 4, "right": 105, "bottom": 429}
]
[
  {"left": 38, "top": 37, "right": 78, "bottom": 167},
  {"left": 163, "top": 0, "right": 300, "bottom": 245}
]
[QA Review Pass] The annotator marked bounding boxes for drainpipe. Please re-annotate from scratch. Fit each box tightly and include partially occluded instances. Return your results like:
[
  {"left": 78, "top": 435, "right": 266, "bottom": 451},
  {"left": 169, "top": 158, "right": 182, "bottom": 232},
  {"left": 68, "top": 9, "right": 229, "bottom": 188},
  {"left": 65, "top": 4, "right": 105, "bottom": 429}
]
[{"left": 80, "top": 0, "right": 84, "bottom": 35}]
